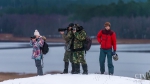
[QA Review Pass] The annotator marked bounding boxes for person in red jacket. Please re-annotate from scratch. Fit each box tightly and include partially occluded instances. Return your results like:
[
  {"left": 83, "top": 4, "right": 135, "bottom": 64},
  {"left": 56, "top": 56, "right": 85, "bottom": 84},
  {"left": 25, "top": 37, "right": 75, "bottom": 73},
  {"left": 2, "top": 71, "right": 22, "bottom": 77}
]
[{"left": 97, "top": 22, "right": 117, "bottom": 75}]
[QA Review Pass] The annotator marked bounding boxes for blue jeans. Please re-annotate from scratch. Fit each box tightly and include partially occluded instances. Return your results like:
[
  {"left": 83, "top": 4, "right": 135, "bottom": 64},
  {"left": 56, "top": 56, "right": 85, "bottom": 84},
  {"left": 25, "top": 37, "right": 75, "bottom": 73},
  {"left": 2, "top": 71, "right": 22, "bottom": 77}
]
[
  {"left": 35, "top": 60, "right": 43, "bottom": 75},
  {"left": 99, "top": 48, "right": 114, "bottom": 74}
]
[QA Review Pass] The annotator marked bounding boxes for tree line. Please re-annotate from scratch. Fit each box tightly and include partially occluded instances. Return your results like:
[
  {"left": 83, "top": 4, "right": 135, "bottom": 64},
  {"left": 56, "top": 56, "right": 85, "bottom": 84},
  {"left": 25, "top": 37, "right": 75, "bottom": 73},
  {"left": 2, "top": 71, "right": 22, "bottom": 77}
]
[
  {"left": 0, "top": 0, "right": 150, "bottom": 39},
  {"left": 0, "top": 0, "right": 149, "bottom": 21}
]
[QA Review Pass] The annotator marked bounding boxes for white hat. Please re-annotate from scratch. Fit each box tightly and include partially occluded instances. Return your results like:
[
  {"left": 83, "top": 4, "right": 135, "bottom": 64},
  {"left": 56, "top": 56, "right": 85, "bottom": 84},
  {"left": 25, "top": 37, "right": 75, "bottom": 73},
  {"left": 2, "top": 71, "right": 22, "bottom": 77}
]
[{"left": 34, "top": 30, "right": 40, "bottom": 36}]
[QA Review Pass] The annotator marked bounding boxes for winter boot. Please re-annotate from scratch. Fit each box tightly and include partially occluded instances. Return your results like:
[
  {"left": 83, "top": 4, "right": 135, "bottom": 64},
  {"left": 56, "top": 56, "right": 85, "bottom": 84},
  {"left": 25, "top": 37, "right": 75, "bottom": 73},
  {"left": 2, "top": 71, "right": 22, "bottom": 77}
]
[
  {"left": 101, "top": 72, "right": 104, "bottom": 74},
  {"left": 109, "top": 73, "right": 113, "bottom": 75},
  {"left": 63, "top": 62, "right": 69, "bottom": 74},
  {"left": 71, "top": 63, "right": 75, "bottom": 74},
  {"left": 82, "top": 64, "right": 88, "bottom": 74},
  {"left": 73, "top": 63, "right": 80, "bottom": 74},
  {"left": 37, "top": 67, "right": 43, "bottom": 76}
]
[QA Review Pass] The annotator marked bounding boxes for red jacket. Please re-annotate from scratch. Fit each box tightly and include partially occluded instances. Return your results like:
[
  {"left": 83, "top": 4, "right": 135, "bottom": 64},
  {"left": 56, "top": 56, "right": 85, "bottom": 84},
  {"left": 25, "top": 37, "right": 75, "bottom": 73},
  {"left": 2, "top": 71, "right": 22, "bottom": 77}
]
[{"left": 97, "top": 29, "right": 117, "bottom": 51}]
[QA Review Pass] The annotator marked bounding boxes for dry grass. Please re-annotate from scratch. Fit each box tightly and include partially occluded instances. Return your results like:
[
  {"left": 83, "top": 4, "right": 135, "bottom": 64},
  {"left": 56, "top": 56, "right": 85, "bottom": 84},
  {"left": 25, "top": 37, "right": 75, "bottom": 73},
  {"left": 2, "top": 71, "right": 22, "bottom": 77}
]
[
  {"left": 0, "top": 71, "right": 62, "bottom": 82},
  {"left": 1, "top": 36, "right": 150, "bottom": 44},
  {"left": 93, "top": 39, "right": 150, "bottom": 44},
  {"left": 0, "top": 72, "right": 36, "bottom": 82}
]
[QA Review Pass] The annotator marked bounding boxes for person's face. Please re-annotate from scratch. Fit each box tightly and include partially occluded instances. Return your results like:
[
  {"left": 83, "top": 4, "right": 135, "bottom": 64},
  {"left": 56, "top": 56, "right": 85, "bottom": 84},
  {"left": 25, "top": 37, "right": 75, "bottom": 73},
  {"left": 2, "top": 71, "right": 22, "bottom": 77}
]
[
  {"left": 105, "top": 26, "right": 110, "bottom": 30},
  {"left": 68, "top": 27, "right": 72, "bottom": 31},
  {"left": 35, "top": 35, "right": 39, "bottom": 38}
]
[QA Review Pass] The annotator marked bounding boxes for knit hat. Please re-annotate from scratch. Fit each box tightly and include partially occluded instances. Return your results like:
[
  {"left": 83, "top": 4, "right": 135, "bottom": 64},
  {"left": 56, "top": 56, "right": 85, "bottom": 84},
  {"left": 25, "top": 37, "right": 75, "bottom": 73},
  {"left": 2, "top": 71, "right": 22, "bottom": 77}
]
[
  {"left": 34, "top": 30, "right": 40, "bottom": 36},
  {"left": 104, "top": 22, "right": 111, "bottom": 27}
]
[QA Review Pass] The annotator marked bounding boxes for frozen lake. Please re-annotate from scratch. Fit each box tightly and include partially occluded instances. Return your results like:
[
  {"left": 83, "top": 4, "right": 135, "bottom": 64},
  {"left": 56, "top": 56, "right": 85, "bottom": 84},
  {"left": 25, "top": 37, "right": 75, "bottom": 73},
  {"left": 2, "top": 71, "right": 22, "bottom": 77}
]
[{"left": 0, "top": 43, "right": 150, "bottom": 78}]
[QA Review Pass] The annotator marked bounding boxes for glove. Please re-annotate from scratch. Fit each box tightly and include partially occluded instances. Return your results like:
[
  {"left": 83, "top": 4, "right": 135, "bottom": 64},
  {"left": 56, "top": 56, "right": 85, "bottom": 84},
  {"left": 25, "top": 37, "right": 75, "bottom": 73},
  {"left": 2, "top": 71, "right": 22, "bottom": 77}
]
[{"left": 112, "top": 51, "right": 116, "bottom": 56}]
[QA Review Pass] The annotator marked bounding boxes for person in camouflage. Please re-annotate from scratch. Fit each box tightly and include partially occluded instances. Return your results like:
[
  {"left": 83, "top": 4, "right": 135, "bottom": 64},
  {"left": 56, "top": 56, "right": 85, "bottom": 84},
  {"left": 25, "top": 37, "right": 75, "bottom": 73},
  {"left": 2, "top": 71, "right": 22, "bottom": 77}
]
[
  {"left": 71, "top": 24, "right": 88, "bottom": 74},
  {"left": 60, "top": 23, "right": 75, "bottom": 74}
]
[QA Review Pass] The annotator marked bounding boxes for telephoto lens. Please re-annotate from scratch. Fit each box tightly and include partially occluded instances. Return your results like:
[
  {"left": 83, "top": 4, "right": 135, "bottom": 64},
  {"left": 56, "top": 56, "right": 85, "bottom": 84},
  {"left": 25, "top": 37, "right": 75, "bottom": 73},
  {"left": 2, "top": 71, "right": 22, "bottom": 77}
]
[{"left": 58, "top": 28, "right": 67, "bottom": 32}]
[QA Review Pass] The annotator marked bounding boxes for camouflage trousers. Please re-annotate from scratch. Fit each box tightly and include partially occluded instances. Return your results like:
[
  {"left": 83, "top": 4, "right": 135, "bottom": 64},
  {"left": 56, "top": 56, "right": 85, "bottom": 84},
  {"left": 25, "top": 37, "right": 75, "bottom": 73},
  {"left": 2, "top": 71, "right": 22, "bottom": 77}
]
[
  {"left": 73, "top": 51, "right": 87, "bottom": 64},
  {"left": 63, "top": 51, "right": 73, "bottom": 63}
]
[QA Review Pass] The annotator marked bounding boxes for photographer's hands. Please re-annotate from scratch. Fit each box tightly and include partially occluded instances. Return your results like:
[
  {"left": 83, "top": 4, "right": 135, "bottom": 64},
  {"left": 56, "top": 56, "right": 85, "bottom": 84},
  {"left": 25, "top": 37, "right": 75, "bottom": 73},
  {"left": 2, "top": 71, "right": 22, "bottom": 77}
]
[
  {"left": 59, "top": 31, "right": 64, "bottom": 35},
  {"left": 32, "top": 39, "right": 36, "bottom": 42}
]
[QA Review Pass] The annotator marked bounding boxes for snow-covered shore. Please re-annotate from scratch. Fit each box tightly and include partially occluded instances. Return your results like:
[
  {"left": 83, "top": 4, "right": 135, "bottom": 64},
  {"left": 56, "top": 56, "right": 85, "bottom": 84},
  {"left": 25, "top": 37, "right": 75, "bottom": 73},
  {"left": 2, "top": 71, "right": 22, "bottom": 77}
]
[{"left": 0, "top": 74, "right": 149, "bottom": 84}]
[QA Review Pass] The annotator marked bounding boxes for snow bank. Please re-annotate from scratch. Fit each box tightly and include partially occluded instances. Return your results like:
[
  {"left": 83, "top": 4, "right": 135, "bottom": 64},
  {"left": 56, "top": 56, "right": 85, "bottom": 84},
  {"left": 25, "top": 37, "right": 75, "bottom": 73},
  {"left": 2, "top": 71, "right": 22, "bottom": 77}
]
[{"left": 0, "top": 74, "right": 149, "bottom": 84}]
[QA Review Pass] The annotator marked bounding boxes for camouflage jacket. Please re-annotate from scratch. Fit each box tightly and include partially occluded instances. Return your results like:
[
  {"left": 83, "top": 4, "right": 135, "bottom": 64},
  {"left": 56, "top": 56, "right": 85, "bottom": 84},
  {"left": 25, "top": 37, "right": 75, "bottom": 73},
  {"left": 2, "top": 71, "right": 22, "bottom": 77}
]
[
  {"left": 73, "top": 30, "right": 86, "bottom": 50},
  {"left": 62, "top": 31, "right": 73, "bottom": 51},
  {"left": 62, "top": 31, "right": 73, "bottom": 43}
]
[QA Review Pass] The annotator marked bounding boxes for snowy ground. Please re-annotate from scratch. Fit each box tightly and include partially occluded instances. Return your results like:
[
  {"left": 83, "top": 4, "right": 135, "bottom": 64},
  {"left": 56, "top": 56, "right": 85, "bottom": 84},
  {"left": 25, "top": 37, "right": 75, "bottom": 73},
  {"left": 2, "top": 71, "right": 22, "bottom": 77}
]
[{"left": 0, "top": 74, "right": 149, "bottom": 84}]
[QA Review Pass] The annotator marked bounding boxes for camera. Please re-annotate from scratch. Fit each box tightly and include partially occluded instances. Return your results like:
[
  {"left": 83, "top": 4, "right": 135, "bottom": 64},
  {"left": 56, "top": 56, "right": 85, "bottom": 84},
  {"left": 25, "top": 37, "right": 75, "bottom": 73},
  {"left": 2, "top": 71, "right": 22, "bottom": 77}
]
[
  {"left": 58, "top": 27, "right": 74, "bottom": 32},
  {"left": 72, "top": 26, "right": 77, "bottom": 31},
  {"left": 58, "top": 25, "right": 78, "bottom": 32},
  {"left": 73, "top": 27, "right": 76, "bottom": 31},
  {"left": 58, "top": 28, "right": 67, "bottom": 32},
  {"left": 30, "top": 36, "right": 36, "bottom": 39}
]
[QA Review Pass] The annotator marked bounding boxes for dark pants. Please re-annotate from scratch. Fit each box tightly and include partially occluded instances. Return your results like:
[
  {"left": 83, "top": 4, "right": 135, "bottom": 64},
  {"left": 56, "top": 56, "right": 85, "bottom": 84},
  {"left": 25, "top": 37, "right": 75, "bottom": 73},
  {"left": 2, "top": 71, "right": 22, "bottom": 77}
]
[
  {"left": 35, "top": 60, "right": 43, "bottom": 75},
  {"left": 99, "top": 48, "right": 114, "bottom": 74}
]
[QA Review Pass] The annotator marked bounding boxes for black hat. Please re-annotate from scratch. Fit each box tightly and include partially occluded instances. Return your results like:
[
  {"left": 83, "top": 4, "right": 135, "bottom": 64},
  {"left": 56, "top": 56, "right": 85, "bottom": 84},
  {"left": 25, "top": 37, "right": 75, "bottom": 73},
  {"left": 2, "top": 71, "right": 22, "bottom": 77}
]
[{"left": 68, "top": 23, "right": 74, "bottom": 27}]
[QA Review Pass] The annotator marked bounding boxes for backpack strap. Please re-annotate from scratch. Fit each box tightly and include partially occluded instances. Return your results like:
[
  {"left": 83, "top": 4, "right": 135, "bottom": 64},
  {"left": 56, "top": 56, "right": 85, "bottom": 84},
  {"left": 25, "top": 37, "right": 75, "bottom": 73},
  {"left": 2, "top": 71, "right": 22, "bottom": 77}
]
[
  {"left": 82, "top": 30, "right": 87, "bottom": 55},
  {"left": 82, "top": 29, "right": 87, "bottom": 58}
]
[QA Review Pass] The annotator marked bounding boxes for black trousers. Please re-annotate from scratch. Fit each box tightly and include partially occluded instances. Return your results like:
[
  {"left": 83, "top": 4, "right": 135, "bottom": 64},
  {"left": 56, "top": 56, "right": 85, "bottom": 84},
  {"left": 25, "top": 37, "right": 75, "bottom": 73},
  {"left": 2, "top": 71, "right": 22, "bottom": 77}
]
[{"left": 35, "top": 60, "right": 43, "bottom": 75}]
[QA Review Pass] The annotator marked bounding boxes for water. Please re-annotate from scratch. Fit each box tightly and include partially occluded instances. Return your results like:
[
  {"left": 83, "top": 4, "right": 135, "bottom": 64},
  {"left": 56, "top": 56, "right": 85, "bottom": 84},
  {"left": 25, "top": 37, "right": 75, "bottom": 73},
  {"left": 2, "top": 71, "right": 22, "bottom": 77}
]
[{"left": 0, "top": 43, "right": 150, "bottom": 78}]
